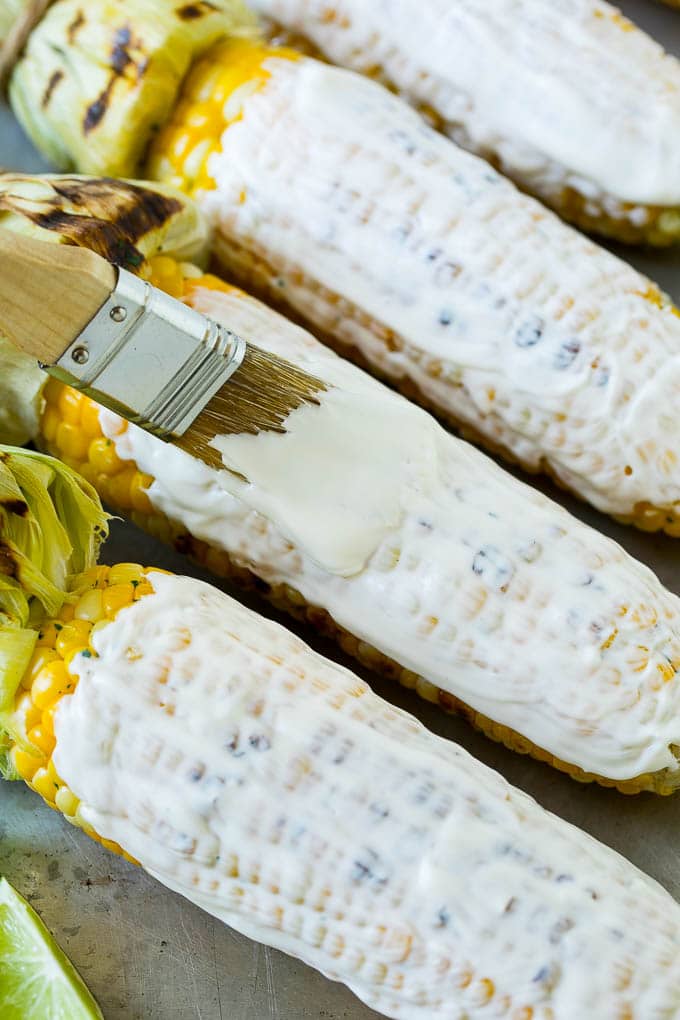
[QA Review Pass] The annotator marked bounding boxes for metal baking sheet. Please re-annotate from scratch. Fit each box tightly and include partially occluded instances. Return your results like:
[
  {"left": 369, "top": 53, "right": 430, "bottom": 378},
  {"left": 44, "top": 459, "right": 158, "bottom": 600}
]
[{"left": 2, "top": 2, "right": 680, "bottom": 1016}]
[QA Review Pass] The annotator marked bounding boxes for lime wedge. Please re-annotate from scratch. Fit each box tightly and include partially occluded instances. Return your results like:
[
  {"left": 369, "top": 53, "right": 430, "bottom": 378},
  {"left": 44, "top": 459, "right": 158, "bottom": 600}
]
[{"left": 0, "top": 876, "right": 103, "bottom": 1019}]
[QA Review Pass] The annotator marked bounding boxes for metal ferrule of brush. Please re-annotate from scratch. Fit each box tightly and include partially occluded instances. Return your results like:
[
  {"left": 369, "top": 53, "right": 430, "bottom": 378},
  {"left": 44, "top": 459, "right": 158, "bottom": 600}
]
[{"left": 49, "top": 267, "right": 246, "bottom": 438}]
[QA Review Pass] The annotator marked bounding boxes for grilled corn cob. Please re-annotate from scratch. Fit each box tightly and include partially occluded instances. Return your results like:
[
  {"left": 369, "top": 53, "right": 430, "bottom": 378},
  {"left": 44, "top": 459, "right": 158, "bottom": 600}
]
[
  {"left": 8, "top": 4, "right": 680, "bottom": 533},
  {"left": 251, "top": 0, "right": 680, "bottom": 246},
  {"left": 5, "top": 172, "right": 680, "bottom": 795},
  {"left": 3, "top": 448, "right": 680, "bottom": 1020}
]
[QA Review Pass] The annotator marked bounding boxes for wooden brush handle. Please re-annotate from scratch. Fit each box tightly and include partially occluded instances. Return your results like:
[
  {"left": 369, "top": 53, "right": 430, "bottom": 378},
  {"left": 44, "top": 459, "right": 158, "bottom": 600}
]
[{"left": 0, "top": 229, "right": 117, "bottom": 364}]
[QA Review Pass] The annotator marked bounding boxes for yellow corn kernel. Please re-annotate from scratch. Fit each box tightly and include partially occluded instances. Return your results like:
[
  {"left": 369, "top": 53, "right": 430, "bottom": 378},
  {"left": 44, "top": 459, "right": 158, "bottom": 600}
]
[
  {"left": 73, "top": 588, "right": 104, "bottom": 623},
  {"left": 55, "top": 785, "right": 79, "bottom": 818},
  {"left": 55, "top": 620, "right": 92, "bottom": 660},
  {"left": 107, "top": 466, "right": 138, "bottom": 511},
  {"left": 108, "top": 563, "right": 144, "bottom": 586},
  {"left": 103, "top": 582, "right": 136, "bottom": 618},
  {"left": 41, "top": 405, "right": 60, "bottom": 443},
  {"left": 146, "top": 255, "right": 185, "bottom": 298},
  {"left": 12, "top": 747, "right": 43, "bottom": 782},
  {"left": 27, "top": 724, "right": 55, "bottom": 757},
  {"left": 35, "top": 621, "right": 61, "bottom": 649},
  {"left": 41, "top": 703, "right": 57, "bottom": 740},
  {"left": 81, "top": 397, "right": 104, "bottom": 439},
  {"left": 58, "top": 602, "right": 75, "bottom": 623},
  {"left": 22, "top": 648, "right": 60, "bottom": 689},
  {"left": 31, "top": 766, "right": 59, "bottom": 804},
  {"left": 130, "top": 471, "right": 154, "bottom": 514},
  {"left": 57, "top": 384, "right": 83, "bottom": 423},
  {"left": 14, "top": 691, "right": 42, "bottom": 733},
  {"left": 55, "top": 421, "right": 90, "bottom": 463},
  {"left": 88, "top": 436, "right": 125, "bottom": 476},
  {"left": 31, "top": 660, "right": 74, "bottom": 710}
]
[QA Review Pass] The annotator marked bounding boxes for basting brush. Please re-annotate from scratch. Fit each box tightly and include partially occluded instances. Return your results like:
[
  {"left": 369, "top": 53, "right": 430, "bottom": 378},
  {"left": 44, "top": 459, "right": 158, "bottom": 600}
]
[{"left": 0, "top": 229, "right": 326, "bottom": 468}]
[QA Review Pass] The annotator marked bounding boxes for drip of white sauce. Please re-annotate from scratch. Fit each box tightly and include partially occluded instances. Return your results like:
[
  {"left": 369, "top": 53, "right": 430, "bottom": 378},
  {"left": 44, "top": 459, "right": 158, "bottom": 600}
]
[
  {"left": 99, "top": 286, "right": 680, "bottom": 784},
  {"left": 52, "top": 572, "right": 680, "bottom": 1019},
  {"left": 196, "top": 55, "right": 680, "bottom": 516},
  {"left": 250, "top": 0, "right": 680, "bottom": 206}
]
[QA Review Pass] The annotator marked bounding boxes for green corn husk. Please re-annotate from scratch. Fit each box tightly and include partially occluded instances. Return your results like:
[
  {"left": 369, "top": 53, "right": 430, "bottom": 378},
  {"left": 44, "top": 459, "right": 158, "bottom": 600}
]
[
  {"left": 8, "top": 0, "right": 259, "bottom": 176},
  {"left": 0, "top": 447, "right": 108, "bottom": 773}
]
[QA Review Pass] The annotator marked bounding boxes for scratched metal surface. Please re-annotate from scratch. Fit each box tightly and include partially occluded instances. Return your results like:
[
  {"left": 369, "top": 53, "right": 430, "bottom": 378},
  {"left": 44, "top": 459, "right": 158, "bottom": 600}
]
[{"left": 2, "top": 1, "right": 680, "bottom": 1016}]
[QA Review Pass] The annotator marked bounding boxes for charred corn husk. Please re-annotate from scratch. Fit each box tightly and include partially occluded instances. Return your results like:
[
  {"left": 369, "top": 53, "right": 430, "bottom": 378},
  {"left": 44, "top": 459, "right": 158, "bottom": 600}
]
[
  {"left": 5, "top": 174, "right": 680, "bottom": 795},
  {"left": 8, "top": 6, "right": 680, "bottom": 533},
  {"left": 3, "top": 450, "right": 680, "bottom": 1020},
  {"left": 251, "top": 0, "right": 680, "bottom": 246},
  {"left": 0, "top": 172, "right": 206, "bottom": 445}
]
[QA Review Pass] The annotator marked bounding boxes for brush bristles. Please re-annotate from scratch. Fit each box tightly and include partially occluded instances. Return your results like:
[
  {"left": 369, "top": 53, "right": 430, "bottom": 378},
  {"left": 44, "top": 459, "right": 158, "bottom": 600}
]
[{"left": 173, "top": 344, "right": 327, "bottom": 468}]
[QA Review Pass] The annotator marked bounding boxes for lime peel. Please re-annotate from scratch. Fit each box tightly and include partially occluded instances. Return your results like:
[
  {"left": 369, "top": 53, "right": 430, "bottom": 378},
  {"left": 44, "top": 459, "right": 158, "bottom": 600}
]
[{"left": 0, "top": 876, "right": 103, "bottom": 1019}]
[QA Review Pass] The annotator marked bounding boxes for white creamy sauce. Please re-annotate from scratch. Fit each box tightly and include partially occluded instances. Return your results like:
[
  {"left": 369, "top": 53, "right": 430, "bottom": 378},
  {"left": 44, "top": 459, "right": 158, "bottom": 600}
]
[
  {"left": 99, "top": 286, "right": 680, "bottom": 783},
  {"left": 212, "top": 383, "right": 442, "bottom": 575},
  {"left": 199, "top": 55, "right": 680, "bottom": 517},
  {"left": 251, "top": 0, "right": 680, "bottom": 206},
  {"left": 52, "top": 572, "right": 680, "bottom": 1019}
]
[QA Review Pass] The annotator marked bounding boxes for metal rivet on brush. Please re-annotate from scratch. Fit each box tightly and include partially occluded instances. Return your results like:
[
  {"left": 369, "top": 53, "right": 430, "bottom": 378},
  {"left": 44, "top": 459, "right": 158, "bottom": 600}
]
[
  {"left": 110, "top": 305, "right": 127, "bottom": 322},
  {"left": 71, "top": 346, "right": 89, "bottom": 365}
]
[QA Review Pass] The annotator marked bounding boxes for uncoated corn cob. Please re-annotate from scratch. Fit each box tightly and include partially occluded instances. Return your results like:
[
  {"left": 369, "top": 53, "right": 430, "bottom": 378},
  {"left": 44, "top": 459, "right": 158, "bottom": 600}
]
[
  {"left": 33, "top": 250, "right": 680, "bottom": 797},
  {"left": 4, "top": 554, "right": 680, "bottom": 1020},
  {"left": 250, "top": 0, "right": 680, "bottom": 246},
  {"left": 8, "top": 5, "right": 680, "bottom": 535}
]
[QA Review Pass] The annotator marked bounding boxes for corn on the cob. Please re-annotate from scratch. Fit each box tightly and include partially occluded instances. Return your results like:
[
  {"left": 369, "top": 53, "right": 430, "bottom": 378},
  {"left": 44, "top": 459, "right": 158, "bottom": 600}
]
[
  {"left": 250, "top": 0, "right": 680, "bottom": 246},
  {"left": 3, "top": 451, "right": 680, "bottom": 1020},
  {"left": 9, "top": 5, "right": 680, "bottom": 533},
  {"left": 1, "top": 183, "right": 677, "bottom": 798}
]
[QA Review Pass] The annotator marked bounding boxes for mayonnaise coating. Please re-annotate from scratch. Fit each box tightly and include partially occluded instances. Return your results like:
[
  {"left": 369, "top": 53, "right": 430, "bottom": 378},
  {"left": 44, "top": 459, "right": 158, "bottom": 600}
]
[
  {"left": 53, "top": 572, "right": 680, "bottom": 1020},
  {"left": 250, "top": 0, "right": 680, "bottom": 207},
  {"left": 197, "top": 55, "right": 680, "bottom": 518},
  {"left": 99, "top": 285, "right": 680, "bottom": 785}
]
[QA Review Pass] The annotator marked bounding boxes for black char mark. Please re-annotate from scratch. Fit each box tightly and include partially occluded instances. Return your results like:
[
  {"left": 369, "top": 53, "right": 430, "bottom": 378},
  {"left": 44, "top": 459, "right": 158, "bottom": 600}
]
[
  {"left": 67, "top": 10, "right": 85, "bottom": 43},
  {"left": 0, "top": 178, "right": 182, "bottom": 270},
  {"left": 83, "top": 23, "right": 147, "bottom": 134},
  {"left": 177, "top": 2, "right": 218, "bottom": 19},
  {"left": 41, "top": 70, "right": 64, "bottom": 108}
]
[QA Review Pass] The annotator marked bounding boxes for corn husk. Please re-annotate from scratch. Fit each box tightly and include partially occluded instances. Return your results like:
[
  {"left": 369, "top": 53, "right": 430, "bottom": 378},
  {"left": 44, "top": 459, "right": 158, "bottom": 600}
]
[
  {"left": 0, "top": 171, "right": 208, "bottom": 444},
  {"left": 8, "top": 0, "right": 259, "bottom": 176}
]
